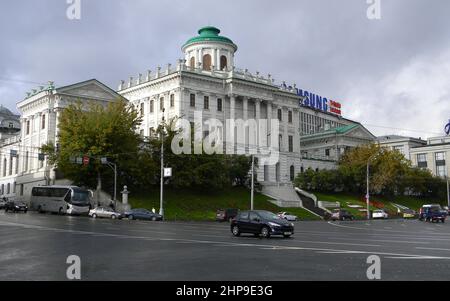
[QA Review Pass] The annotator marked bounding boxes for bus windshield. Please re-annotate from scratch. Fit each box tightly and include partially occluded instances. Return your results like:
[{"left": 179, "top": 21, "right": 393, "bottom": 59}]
[{"left": 70, "top": 188, "right": 91, "bottom": 206}]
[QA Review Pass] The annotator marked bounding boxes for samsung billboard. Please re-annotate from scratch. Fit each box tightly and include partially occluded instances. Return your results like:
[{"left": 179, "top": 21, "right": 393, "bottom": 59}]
[{"left": 296, "top": 88, "right": 342, "bottom": 116}]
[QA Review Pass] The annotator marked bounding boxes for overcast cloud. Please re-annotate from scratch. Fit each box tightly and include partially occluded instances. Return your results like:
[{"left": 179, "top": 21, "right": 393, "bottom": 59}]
[{"left": 0, "top": 0, "right": 449, "bottom": 138}]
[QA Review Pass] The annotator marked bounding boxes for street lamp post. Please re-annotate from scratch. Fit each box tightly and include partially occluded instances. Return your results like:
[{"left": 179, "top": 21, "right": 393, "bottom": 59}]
[
  {"left": 250, "top": 154, "right": 254, "bottom": 210},
  {"left": 447, "top": 176, "right": 450, "bottom": 209},
  {"left": 366, "top": 161, "right": 370, "bottom": 220},
  {"left": 101, "top": 158, "right": 117, "bottom": 210},
  {"left": 159, "top": 108, "right": 165, "bottom": 218}
]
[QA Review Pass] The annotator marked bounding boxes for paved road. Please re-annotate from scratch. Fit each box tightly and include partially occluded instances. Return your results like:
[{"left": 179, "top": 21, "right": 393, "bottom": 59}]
[{"left": 1, "top": 211, "right": 450, "bottom": 280}]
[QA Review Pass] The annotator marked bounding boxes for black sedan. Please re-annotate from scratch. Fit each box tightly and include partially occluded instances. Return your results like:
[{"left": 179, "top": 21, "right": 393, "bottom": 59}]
[
  {"left": 123, "top": 208, "right": 163, "bottom": 221},
  {"left": 4, "top": 201, "right": 28, "bottom": 213},
  {"left": 230, "top": 210, "right": 294, "bottom": 238}
]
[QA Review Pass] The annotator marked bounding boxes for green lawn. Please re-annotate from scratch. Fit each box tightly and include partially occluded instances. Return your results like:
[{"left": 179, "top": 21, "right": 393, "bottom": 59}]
[
  {"left": 129, "top": 186, "right": 320, "bottom": 221},
  {"left": 314, "top": 191, "right": 446, "bottom": 218}
]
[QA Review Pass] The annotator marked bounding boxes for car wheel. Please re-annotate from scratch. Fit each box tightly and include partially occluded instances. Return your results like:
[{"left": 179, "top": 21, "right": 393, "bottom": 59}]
[
  {"left": 231, "top": 225, "right": 240, "bottom": 237},
  {"left": 129, "top": 215, "right": 134, "bottom": 220},
  {"left": 111, "top": 215, "right": 117, "bottom": 219},
  {"left": 58, "top": 208, "right": 64, "bottom": 215},
  {"left": 92, "top": 213, "right": 97, "bottom": 218},
  {"left": 261, "top": 226, "right": 271, "bottom": 238},
  {"left": 151, "top": 216, "right": 156, "bottom": 221}
]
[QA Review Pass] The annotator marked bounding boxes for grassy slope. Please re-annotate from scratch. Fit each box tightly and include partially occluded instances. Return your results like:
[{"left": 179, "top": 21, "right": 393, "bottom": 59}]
[
  {"left": 129, "top": 186, "right": 320, "bottom": 221},
  {"left": 314, "top": 191, "right": 445, "bottom": 217}
]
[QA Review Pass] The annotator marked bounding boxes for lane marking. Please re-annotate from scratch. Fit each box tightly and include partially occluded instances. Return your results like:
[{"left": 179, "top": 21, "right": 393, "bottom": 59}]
[{"left": 416, "top": 247, "right": 450, "bottom": 252}]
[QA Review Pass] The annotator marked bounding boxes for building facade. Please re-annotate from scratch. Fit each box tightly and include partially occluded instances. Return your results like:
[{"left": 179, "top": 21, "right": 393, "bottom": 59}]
[
  {"left": 377, "top": 135, "right": 427, "bottom": 161},
  {"left": 410, "top": 135, "right": 450, "bottom": 178},
  {"left": 118, "top": 26, "right": 374, "bottom": 184},
  {"left": 0, "top": 79, "right": 122, "bottom": 200}
]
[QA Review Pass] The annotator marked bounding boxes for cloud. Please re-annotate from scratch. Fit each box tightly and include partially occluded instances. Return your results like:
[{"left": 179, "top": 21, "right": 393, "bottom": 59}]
[{"left": 0, "top": 0, "right": 449, "bottom": 138}]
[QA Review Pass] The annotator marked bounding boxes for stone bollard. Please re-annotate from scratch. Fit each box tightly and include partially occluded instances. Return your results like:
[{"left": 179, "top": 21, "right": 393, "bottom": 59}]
[{"left": 121, "top": 185, "right": 129, "bottom": 205}]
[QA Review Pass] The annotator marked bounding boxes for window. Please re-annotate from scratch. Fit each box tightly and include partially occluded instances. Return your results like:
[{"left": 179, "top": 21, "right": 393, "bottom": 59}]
[
  {"left": 9, "top": 156, "right": 12, "bottom": 176},
  {"left": 190, "top": 57, "right": 195, "bottom": 68},
  {"left": 290, "top": 165, "right": 295, "bottom": 181},
  {"left": 288, "top": 111, "right": 293, "bottom": 123},
  {"left": 13, "top": 182, "right": 16, "bottom": 193},
  {"left": 279, "top": 135, "right": 283, "bottom": 151},
  {"left": 2, "top": 158, "right": 6, "bottom": 177},
  {"left": 204, "top": 96, "right": 209, "bottom": 110},
  {"left": 1, "top": 184, "right": 3, "bottom": 195},
  {"left": 437, "top": 165, "right": 447, "bottom": 177},
  {"left": 288, "top": 135, "right": 293, "bottom": 152},
  {"left": 41, "top": 114, "right": 46, "bottom": 129},
  {"left": 277, "top": 109, "right": 282, "bottom": 121},
  {"left": 190, "top": 94, "right": 196, "bottom": 107},
  {"left": 435, "top": 152, "right": 445, "bottom": 163},
  {"left": 220, "top": 55, "right": 227, "bottom": 70},
  {"left": 140, "top": 103, "right": 144, "bottom": 116},
  {"left": 203, "top": 54, "right": 212, "bottom": 70},
  {"left": 15, "top": 155, "right": 19, "bottom": 174},
  {"left": 26, "top": 120, "right": 30, "bottom": 135},
  {"left": 417, "top": 153, "right": 427, "bottom": 168},
  {"left": 325, "top": 149, "right": 330, "bottom": 157},
  {"left": 160, "top": 97, "right": 164, "bottom": 111},
  {"left": 170, "top": 94, "right": 175, "bottom": 108},
  {"left": 140, "top": 129, "right": 144, "bottom": 137},
  {"left": 249, "top": 212, "right": 259, "bottom": 221},
  {"left": 150, "top": 99, "right": 154, "bottom": 113},
  {"left": 9, "top": 122, "right": 13, "bottom": 128},
  {"left": 6, "top": 183, "right": 10, "bottom": 194},
  {"left": 217, "top": 98, "right": 222, "bottom": 112}
]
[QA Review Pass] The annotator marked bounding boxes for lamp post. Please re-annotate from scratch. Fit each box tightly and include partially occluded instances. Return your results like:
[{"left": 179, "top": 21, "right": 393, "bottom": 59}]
[
  {"left": 447, "top": 176, "right": 450, "bottom": 209},
  {"left": 101, "top": 158, "right": 117, "bottom": 209},
  {"left": 159, "top": 108, "right": 165, "bottom": 218},
  {"left": 366, "top": 154, "right": 378, "bottom": 220},
  {"left": 250, "top": 154, "right": 254, "bottom": 210}
]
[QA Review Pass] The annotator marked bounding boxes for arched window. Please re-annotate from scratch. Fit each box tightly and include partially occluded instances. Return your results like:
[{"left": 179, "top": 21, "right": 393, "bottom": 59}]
[
  {"left": 290, "top": 165, "right": 295, "bottom": 181},
  {"left": 190, "top": 57, "right": 195, "bottom": 68},
  {"left": 220, "top": 55, "right": 227, "bottom": 70},
  {"left": 203, "top": 54, "right": 212, "bottom": 70}
]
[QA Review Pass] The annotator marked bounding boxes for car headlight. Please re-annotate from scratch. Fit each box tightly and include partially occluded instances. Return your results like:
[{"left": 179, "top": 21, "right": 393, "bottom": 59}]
[{"left": 268, "top": 222, "right": 281, "bottom": 227}]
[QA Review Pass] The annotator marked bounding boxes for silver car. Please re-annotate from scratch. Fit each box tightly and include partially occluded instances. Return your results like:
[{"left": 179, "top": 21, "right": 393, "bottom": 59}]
[
  {"left": 89, "top": 207, "right": 122, "bottom": 219},
  {"left": 277, "top": 212, "right": 298, "bottom": 221}
]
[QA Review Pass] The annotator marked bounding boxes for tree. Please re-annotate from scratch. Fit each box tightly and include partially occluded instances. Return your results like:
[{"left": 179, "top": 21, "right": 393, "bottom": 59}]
[{"left": 42, "top": 99, "right": 142, "bottom": 192}]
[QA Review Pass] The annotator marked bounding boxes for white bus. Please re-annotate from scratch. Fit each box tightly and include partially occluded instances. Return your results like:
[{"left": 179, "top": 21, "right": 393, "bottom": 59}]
[{"left": 30, "top": 186, "right": 93, "bottom": 215}]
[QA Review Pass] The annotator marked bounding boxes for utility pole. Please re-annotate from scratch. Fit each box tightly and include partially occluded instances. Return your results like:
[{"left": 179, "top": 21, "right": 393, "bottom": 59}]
[
  {"left": 100, "top": 158, "right": 117, "bottom": 210},
  {"left": 159, "top": 108, "right": 165, "bottom": 218},
  {"left": 250, "top": 154, "right": 254, "bottom": 210},
  {"left": 366, "top": 161, "right": 370, "bottom": 220},
  {"left": 447, "top": 176, "right": 450, "bottom": 209}
]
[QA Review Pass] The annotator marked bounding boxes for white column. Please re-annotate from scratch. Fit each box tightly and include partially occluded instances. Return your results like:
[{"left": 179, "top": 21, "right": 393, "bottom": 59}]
[
  {"left": 255, "top": 99, "right": 261, "bottom": 121},
  {"left": 243, "top": 97, "right": 248, "bottom": 121},
  {"left": 229, "top": 94, "right": 235, "bottom": 121}
]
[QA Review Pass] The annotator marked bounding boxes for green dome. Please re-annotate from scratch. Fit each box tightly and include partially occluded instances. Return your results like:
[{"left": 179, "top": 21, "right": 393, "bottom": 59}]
[{"left": 183, "top": 26, "right": 237, "bottom": 51}]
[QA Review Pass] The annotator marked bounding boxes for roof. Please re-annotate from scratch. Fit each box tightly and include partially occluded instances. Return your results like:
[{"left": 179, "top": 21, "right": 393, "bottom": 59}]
[
  {"left": 377, "top": 135, "right": 426, "bottom": 143},
  {"left": 182, "top": 26, "right": 237, "bottom": 51},
  {"left": 301, "top": 123, "right": 376, "bottom": 140},
  {"left": 0, "top": 105, "right": 16, "bottom": 117}
]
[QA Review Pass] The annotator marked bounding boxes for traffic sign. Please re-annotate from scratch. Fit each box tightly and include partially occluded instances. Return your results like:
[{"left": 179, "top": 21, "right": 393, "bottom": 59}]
[
  {"left": 164, "top": 167, "right": 172, "bottom": 177},
  {"left": 83, "top": 156, "right": 90, "bottom": 166}
]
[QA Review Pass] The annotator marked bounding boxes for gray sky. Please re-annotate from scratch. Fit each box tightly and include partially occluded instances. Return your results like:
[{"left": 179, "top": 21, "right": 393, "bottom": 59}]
[{"left": 1, "top": 0, "right": 449, "bottom": 138}]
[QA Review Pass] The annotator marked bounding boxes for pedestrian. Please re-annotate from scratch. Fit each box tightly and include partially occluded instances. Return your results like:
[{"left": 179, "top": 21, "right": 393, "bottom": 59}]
[{"left": 109, "top": 200, "right": 115, "bottom": 211}]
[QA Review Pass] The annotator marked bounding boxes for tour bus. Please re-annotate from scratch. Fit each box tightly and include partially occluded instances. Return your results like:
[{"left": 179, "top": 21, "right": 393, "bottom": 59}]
[{"left": 30, "top": 186, "right": 93, "bottom": 215}]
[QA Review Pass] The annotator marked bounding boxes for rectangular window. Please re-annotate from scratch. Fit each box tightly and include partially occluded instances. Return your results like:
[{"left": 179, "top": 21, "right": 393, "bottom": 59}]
[
  {"left": 190, "top": 94, "right": 196, "bottom": 107},
  {"left": 160, "top": 97, "right": 164, "bottom": 111},
  {"left": 325, "top": 149, "right": 330, "bottom": 157},
  {"left": 150, "top": 100, "right": 154, "bottom": 113},
  {"left": 9, "top": 156, "right": 13, "bottom": 176},
  {"left": 277, "top": 109, "right": 282, "bottom": 121},
  {"left": 288, "top": 111, "right": 293, "bottom": 123},
  {"left": 204, "top": 96, "right": 209, "bottom": 110},
  {"left": 437, "top": 165, "right": 446, "bottom": 177},
  {"left": 170, "top": 94, "right": 175, "bottom": 108},
  {"left": 140, "top": 103, "right": 144, "bottom": 116},
  {"left": 26, "top": 120, "right": 30, "bottom": 135},
  {"left": 15, "top": 155, "right": 19, "bottom": 174},
  {"left": 417, "top": 153, "right": 427, "bottom": 168},
  {"left": 288, "top": 135, "right": 293, "bottom": 152},
  {"left": 13, "top": 182, "right": 16, "bottom": 193},
  {"left": 8, "top": 122, "right": 13, "bottom": 128},
  {"left": 217, "top": 98, "right": 222, "bottom": 112},
  {"left": 140, "top": 129, "right": 144, "bottom": 137},
  {"left": 435, "top": 152, "right": 445, "bottom": 164},
  {"left": 41, "top": 114, "right": 46, "bottom": 130}
]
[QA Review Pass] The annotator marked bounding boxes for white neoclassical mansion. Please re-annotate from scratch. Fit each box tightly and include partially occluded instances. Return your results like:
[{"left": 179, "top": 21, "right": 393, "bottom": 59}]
[{"left": 0, "top": 26, "right": 375, "bottom": 202}]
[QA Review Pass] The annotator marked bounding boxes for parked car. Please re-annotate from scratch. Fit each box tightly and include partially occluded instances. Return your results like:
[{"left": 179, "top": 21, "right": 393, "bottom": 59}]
[
  {"left": 402, "top": 208, "right": 416, "bottom": 219},
  {"left": 330, "top": 209, "right": 354, "bottom": 221},
  {"left": 216, "top": 208, "right": 239, "bottom": 222},
  {"left": 372, "top": 209, "right": 388, "bottom": 219},
  {"left": 419, "top": 204, "right": 447, "bottom": 223},
  {"left": 230, "top": 210, "right": 294, "bottom": 238},
  {"left": 4, "top": 200, "right": 28, "bottom": 213},
  {"left": 277, "top": 212, "right": 298, "bottom": 221},
  {"left": 123, "top": 208, "right": 163, "bottom": 221},
  {"left": 0, "top": 198, "right": 7, "bottom": 209},
  {"left": 89, "top": 207, "right": 122, "bottom": 219}
]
